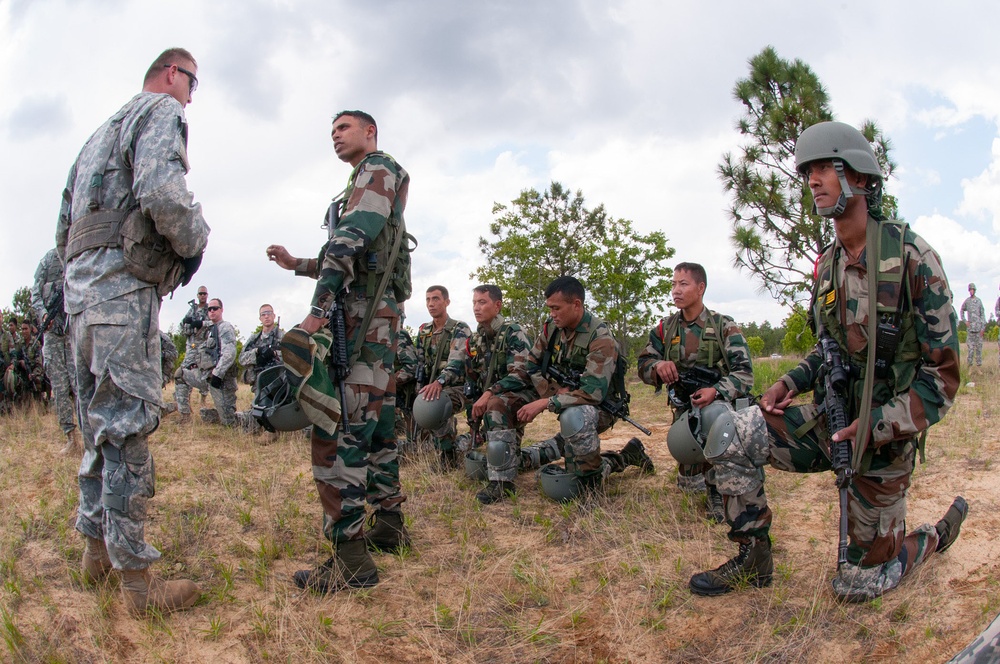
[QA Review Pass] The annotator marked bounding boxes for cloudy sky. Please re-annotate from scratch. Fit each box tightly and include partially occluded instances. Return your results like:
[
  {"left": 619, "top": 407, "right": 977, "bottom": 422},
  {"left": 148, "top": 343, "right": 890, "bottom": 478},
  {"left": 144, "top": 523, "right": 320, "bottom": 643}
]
[{"left": 3, "top": 0, "right": 1000, "bottom": 339}]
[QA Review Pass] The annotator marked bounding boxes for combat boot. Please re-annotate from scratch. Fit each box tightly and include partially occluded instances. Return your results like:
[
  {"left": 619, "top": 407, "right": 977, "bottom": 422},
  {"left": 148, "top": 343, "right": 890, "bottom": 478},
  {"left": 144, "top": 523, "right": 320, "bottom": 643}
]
[
  {"left": 935, "top": 496, "right": 969, "bottom": 553},
  {"left": 60, "top": 430, "right": 80, "bottom": 456},
  {"left": 706, "top": 485, "right": 725, "bottom": 524},
  {"left": 120, "top": 568, "right": 201, "bottom": 616},
  {"left": 365, "top": 511, "right": 412, "bottom": 553},
  {"left": 476, "top": 480, "right": 516, "bottom": 505},
  {"left": 293, "top": 540, "right": 379, "bottom": 593},
  {"left": 620, "top": 438, "right": 655, "bottom": 474},
  {"left": 81, "top": 536, "right": 112, "bottom": 585},
  {"left": 177, "top": 412, "right": 192, "bottom": 425},
  {"left": 200, "top": 408, "right": 220, "bottom": 424},
  {"left": 161, "top": 402, "right": 178, "bottom": 417},
  {"left": 689, "top": 536, "right": 773, "bottom": 596}
]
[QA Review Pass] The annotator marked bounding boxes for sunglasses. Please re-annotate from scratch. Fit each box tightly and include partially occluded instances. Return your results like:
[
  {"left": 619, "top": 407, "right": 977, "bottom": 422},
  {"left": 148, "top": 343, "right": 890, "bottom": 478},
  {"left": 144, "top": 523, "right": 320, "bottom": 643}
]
[
  {"left": 260, "top": 311, "right": 275, "bottom": 317},
  {"left": 164, "top": 64, "right": 199, "bottom": 94},
  {"left": 207, "top": 306, "right": 221, "bottom": 312}
]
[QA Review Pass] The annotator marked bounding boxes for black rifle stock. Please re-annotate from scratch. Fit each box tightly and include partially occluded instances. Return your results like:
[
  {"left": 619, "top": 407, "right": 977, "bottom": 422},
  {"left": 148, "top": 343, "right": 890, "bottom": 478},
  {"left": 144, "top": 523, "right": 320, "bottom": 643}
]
[
  {"left": 39, "top": 286, "right": 65, "bottom": 335},
  {"left": 667, "top": 365, "right": 723, "bottom": 409},
  {"left": 327, "top": 293, "right": 352, "bottom": 435},
  {"left": 819, "top": 332, "right": 854, "bottom": 568},
  {"left": 545, "top": 364, "right": 652, "bottom": 436}
]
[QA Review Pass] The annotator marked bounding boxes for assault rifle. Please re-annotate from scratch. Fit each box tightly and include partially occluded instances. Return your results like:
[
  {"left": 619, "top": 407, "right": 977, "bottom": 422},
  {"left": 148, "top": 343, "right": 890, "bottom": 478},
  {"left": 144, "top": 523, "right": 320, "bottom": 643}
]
[
  {"left": 667, "top": 365, "right": 723, "bottom": 409},
  {"left": 327, "top": 292, "right": 352, "bottom": 435},
  {"left": 819, "top": 332, "right": 854, "bottom": 568},
  {"left": 545, "top": 364, "right": 652, "bottom": 436},
  {"left": 39, "top": 285, "right": 65, "bottom": 335}
]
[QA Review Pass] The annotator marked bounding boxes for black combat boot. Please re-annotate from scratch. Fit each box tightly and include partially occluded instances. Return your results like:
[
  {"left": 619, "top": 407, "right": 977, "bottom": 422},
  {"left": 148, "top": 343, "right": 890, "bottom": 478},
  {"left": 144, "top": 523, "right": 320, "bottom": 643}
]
[
  {"left": 294, "top": 540, "right": 379, "bottom": 593},
  {"left": 365, "top": 511, "right": 411, "bottom": 553},
  {"left": 620, "top": 438, "right": 655, "bottom": 474},
  {"left": 436, "top": 448, "right": 459, "bottom": 472},
  {"left": 689, "top": 536, "right": 773, "bottom": 596},
  {"left": 706, "top": 485, "right": 725, "bottom": 524},
  {"left": 476, "top": 480, "right": 516, "bottom": 505},
  {"left": 935, "top": 496, "right": 969, "bottom": 553}
]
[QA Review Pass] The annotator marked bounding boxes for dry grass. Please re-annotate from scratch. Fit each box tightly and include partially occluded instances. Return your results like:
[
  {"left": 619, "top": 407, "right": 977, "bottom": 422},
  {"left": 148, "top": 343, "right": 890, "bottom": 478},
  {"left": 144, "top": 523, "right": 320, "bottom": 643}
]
[{"left": 1, "top": 350, "right": 998, "bottom": 663}]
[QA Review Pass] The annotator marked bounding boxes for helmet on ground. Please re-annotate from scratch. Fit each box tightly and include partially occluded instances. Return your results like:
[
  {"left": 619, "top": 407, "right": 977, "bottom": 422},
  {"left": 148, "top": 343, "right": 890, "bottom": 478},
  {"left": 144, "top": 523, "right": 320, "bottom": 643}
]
[
  {"left": 464, "top": 450, "right": 488, "bottom": 481},
  {"left": 538, "top": 463, "right": 581, "bottom": 502},
  {"left": 412, "top": 393, "right": 453, "bottom": 430},
  {"left": 794, "top": 121, "right": 883, "bottom": 218},
  {"left": 667, "top": 409, "right": 704, "bottom": 465},
  {"left": 250, "top": 365, "right": 310, "bottom": 432}
]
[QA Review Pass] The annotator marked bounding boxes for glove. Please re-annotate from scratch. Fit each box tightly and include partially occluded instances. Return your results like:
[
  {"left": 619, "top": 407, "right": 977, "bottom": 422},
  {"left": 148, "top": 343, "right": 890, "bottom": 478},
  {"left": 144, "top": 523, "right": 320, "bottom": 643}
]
[
  {"left": 208, "top": 374, "right": 223, "bottom": 389},
  {"left": 182, "top": 315, "right": 203, "bottom": 329},
  {"left": 258, "top": 346, "right": 276, "bottom": 365},
  {"left": 180, "top": 252, "right": 204, "bottom": 287}
]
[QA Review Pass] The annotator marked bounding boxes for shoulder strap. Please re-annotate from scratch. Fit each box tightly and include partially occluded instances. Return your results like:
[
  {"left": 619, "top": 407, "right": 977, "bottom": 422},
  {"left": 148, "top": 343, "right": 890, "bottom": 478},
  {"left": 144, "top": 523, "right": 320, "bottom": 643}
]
[{"left": 347, "top": 210, "right": 405, "bottom": 368}]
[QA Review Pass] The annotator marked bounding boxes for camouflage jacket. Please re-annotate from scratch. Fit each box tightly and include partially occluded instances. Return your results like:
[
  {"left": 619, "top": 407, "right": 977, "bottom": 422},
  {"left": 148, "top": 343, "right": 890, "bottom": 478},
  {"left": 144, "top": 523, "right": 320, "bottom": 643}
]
[
  {"left": 0, "top": 330, "right": 13, "bottom": 363},
  {"left": 394, "top": 328, "right": 419, "bottom": 385},
  {"left": 637, "top": 307, "right": 754, "bottom": 403},
  {"left": 239, "top": 326, "right": 284, "bottom": 370},
  {"left": 13, "top": 333, "right": 43, "bottom": 375},
  {"left": 440, "top": 314, "right": 531, "bottom": 394},
  {"left": 294, "top": 151, "right": 409, "bottom": 318},
  {"left": 417, "top": 317, "right": 472, "bottom": 385},
  {"left": 181, "top": 301, "right": 210, "bottom": 342},
  {"left": 56, "top": 92, "right": 209, "bottom": 313},
  {"left": 960, "top": 295, "right": 986, "bottom": 332},
  {"left": 496, "top": 310, "right": 616, "bottom": 414},
  {"left": 30, "top": 248, "right": 67, "bottom": 335},
  {"left": 159, "top": 330, "right": 178, "bottom": 386},
  {"left": 784, "top": 218, "right": 960, "bottom": 448}
]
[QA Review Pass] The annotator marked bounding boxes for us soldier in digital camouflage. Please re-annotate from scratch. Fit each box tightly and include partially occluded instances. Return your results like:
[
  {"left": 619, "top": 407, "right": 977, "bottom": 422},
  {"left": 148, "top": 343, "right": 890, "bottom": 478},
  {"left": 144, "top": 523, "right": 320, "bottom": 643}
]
[
  {"left": 179, "top": 285, "right": 210, "bottom": 403},
  {"left": 55, "top": 47, "right": 208, "bottom": 615},
  {"left": 195, "top": 298, "right": 238, "bottom": 426},
  {"left": 637, "top": 262, "right": 754, "bottom": 522},
  {"left": 31, "top": 247, "right": 79, "bottom": 454},
  {"left": 493, "top": 276, "right": 653, "bottom": 494},
  {"left": 688, "top": 121, "right": 967, "bottom": 602},
  {"left": 415, "top": 285, "right": 472, "bottom": 469},
  {"left": 266, "top": 109, "right": 410, "bottom": 593},
  {"left": 234, "top": 303, "right": 284, "bottom": 434},
  {"left": 960, "top": 283, "right": 985, "bottom": 367}
]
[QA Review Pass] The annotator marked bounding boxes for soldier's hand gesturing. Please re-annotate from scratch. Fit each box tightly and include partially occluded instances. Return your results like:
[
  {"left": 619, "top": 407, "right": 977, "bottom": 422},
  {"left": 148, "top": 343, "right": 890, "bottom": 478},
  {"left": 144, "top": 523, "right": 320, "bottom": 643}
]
[{"left": 266, "top": 245, "right": 297, "bottom": 270}]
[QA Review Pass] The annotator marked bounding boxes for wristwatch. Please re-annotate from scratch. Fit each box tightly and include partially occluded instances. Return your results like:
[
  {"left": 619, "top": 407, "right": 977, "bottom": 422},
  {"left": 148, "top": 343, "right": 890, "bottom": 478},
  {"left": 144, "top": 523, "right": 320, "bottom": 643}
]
[{"left": 309, "top": 305, "right": 326, "bottom": 319}]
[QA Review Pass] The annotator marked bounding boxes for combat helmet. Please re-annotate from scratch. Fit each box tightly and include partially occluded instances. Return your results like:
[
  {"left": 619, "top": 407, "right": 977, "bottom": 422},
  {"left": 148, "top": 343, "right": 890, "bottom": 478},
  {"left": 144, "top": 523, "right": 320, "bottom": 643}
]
[
  {"left": 538, "top": 463, "right": 581, "bottom": 502},
  {"left": 794, "top": 121, "right": 883, "bottom": 218},
  {"left": 464, "top": 450, "right": 488, "bottom": 481},
  {"left": 667, "top": 401, "right": 734, "bottom": 465},
  {"left": 412, "top": 393, "right": 453, "bottom": 430},
  {"left": 250, "top": 365, "right": 311, "bottom": 432}
]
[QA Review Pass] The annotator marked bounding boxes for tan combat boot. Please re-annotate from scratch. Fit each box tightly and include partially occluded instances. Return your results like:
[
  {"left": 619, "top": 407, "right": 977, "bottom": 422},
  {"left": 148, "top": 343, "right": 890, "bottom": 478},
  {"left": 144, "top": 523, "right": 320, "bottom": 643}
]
[
  {"left": 81, "top": 536, "right": 113, "bottom": 585},
  {"left": 120, "top": 568, "right": 201, "bottom": 616},
  {"left": 60, "top": 430, "right": 80, "bottom": 455}
]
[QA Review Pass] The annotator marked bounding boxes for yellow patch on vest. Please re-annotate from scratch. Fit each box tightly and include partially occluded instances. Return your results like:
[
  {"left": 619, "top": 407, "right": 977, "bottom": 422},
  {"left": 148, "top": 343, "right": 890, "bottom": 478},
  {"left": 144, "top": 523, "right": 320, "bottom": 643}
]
[
  {"left": 671, "top": 336, "right": 680, "bottom": 345},
  {"left": 824, "top": 290, "right": 836, "bottom": 306}
]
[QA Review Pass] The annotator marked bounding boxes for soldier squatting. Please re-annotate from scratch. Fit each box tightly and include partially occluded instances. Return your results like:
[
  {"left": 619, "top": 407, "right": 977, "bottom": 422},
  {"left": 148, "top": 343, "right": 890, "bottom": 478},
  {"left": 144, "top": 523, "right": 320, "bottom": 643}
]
[{"left": 15, "top": 47, "right": 970, "bottom": 621}]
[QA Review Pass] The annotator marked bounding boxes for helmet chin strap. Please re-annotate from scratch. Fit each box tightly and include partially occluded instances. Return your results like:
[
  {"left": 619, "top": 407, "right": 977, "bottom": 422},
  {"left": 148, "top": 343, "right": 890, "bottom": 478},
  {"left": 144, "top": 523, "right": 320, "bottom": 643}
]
[{"left": 814, "top": 159, "right": 870, "bottom": 218}]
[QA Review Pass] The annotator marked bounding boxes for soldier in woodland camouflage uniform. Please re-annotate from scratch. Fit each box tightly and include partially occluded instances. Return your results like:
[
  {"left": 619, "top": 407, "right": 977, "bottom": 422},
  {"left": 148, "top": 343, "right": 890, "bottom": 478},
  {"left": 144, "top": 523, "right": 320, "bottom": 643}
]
[
  {"left": 172, "top": 298, "right": 238, "bottom": 426},
  {"left": 267, "top": 109, "right": 410, "bottom": 593},
  {"left": 442, "top": 285, "right": 532, "bottom": 503},
  {"left": 638, "top": 262, "right": 754, "bottom": 522},
  {"left": 393, "top": 326, "right": 419, "bottom": 446},
  {"left": 690, "top": 121, "right": 966, "bottom": 602},
  {"left": 494, "top": 276, "right": 653, "bottom": 492},
  {"left": 960, "top": 283, "right": 985, "bottom": 367},
  {"left": 31, "top": 247, "right": 79, "bottom": 453},
  {"left": 56, "top": 48, "right": 207, "bottom": 614},
  {"left": 0, "top": 312, "right": 12, "bottom": 409},
  {"left": 13, "top": 321, "right": 48, "bottom": 401},
  {"left": 415, "top": 285, "right": 472, "bottom": 469}
]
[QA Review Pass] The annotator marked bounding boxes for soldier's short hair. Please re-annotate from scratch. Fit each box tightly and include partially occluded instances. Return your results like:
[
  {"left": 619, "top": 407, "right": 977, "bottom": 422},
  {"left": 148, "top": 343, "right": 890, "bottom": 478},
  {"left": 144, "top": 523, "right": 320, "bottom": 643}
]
[
  {"left": 209, "top": 298, "right": 223, "bottom": 309},
  {"left": 144, "top": 48, "right": 197, "bottom": 85},
  {"left": 675, "top": 262, "right": 708, "bottom": 287},
  {"left": 473, "top": 284, "right": 503, "bottom": 303},
  {"left": 426, "top": 285, "right": 449, "bottom": 300},
  {"left": 259, "top": 303, "right": 274, "bottom": 312},
  {"left": 545, "top": 276, "right": 585, "bottom": 303},
  {"left": 333, "top": 110, "right": 378, "bottom": 143}
]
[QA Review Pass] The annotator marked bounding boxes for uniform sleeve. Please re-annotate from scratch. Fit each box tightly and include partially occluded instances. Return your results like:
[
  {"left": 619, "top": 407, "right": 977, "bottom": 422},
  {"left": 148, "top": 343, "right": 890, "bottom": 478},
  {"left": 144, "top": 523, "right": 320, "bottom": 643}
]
[
  {"left": 213, "top": 323, "right": 238, "bottom": 377},
  {"left": 715, "top": 317, "right": 755, "bottom": 400},
  {"left": 495, "top": 330, "right": 546, "bottom": 395},
  {"left": 30, "top": 259, "right": 46, "bottom": 323},
  {"left": 395, "top": 334, "right": 418, "bottom": 385},
  {"left": 489, "top": 325, "right": 532, "bottom": 395},
  {"left": 959, "top": 298, "right": 968, "bottom": 322},
  {"left": 312, "top": 155, "right": 397, "bottom": 308},
  {"left": 637, "top": 324, "right": 665, "bottom": 386},
  {"left": 869, "top": 246, "right": 960, "bottom": 445},
  {"left": 550, "top": 333, "right": 616, "bottom": 412},
  {"left": 438, "top": 323, "right": 472, "bottom": 386},
  {"left": 238, "top": 332, "right": 260, "bottom": 367},
  {"left": 55, "top": 163, "right": 78, "bottom": 263}
]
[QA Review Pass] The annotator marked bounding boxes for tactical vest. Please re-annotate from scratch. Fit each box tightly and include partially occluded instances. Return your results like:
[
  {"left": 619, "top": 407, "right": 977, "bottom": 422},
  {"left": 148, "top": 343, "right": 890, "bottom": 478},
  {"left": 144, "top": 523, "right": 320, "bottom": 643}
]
[
  {"left": 543, "top": 314, "right": 629, "bottom": 403},
  {"left": 467, "top": 322, "right": 513, "bottom": 389},
  {"left": 810, "top": 219, "right": 920, "bottom": 417},
  {"left": 419, "top": 318, "right": 460, "bottom": 382},
  {"left": 656, "top": 309, "right": 731, "bottom": 374}
]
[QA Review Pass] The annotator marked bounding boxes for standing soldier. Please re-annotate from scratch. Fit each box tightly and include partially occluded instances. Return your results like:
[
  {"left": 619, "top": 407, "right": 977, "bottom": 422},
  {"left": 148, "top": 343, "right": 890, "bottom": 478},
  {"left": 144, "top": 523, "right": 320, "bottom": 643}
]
[
  {"left": 171, "top": 298, "right": 237, "bottom": 425},
  {"left": 688, "top": 121, "right": 965, "bottom": 602},
  {"left": 179, "top": 286, "right": 211, "bottom": 404},
  {"left": 31, "top": 247, "right": 79, "bottom": 453},
  {"left": 415, "top": 285, "right": 472, "bottom": 469},
  {"left": 55, "top": 47, "right": 208, "bottom": 614},
  {"left": 960, "top": 283, "right": 985, "bottom": 367},
  {"left": 266, "top": 109, "right": 411, "bottom": 593},
  {"left": 637, "top": 262, "right": 754, "bottom": 522},
  {"left": 493, "top": 276, "right": 653, "bottom": 498}
]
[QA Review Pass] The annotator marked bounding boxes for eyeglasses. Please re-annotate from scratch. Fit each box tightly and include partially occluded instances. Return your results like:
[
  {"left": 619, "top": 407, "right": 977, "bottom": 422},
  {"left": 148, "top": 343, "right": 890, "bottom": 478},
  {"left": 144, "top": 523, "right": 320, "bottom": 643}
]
[
  {"left": 164, "top": 64, "right": 198, "bottom": 94},
  {"left": 197, "top": 292, "right": 208, "bottom": 296},
  {"left": 260, "top": 311, "right": 275, "bottom": 317},
  {"left": 207, "top": 306, "right": 221, "bottom": 312}
]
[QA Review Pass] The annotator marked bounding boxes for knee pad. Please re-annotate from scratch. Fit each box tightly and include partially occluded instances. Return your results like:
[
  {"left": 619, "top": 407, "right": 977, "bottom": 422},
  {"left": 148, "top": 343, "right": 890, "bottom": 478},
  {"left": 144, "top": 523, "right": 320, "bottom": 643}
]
[
  {"left": 486, "top": 429, "right": 518, "bottom": 470},
  {"left": 559, "top": 405, "right": 598, "bottom": 439},
  {"left": 704, "top": 405, "right": 769, "bottom": 467}
]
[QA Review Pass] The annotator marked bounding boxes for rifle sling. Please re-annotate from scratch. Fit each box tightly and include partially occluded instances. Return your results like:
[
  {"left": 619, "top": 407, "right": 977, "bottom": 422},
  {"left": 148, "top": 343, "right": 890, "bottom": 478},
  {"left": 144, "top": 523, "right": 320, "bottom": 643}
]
[
  {"left": 347, "top": 216, "right": 405, "bottom": 369},
  {"left": 852, "top": 218, "right": 880, "bottom": 472}
]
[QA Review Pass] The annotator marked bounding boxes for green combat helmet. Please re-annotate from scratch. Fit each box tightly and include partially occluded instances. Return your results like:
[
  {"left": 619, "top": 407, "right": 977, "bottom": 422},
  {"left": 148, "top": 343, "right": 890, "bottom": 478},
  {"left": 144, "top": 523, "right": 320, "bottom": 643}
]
[
  {"left": 538, "top": 463, "right": 581, "bottom": 502},
  {"left": 794, "top": 121, "right": 883, "bottom": 218},
  {"left": 250, "top": 365, "right": 311, "bottom": 432},
  {"left": 464, "top": 450, "right": 488, "bottom": 481},
  {"left": 667, "top": 401, "right": 733, "bottom": 465},
  {"left": 412, "top": 393, "right": 453, "bottom": 430}
]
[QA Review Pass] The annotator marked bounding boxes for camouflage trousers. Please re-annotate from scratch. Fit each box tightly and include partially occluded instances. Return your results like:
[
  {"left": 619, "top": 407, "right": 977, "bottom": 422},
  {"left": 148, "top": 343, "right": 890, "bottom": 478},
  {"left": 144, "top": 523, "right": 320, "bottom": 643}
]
[
  {"left": 425, "top": 386, "right": 466, "bottom": 452},
  {"left": 42, "top": 331, "right": 77, "bottom": 434},
  {"left": 175, "top": 366, "right": 237, "bottom": 425},
  {"left": 967, "top": 329, "right": 983, "bottom": 366},
  {"left": 520, "top": 405, "right": 617, "bottom": 480},
  {"left": 70, "top": 287, "right": 163, "bottom": 571},
  {"left": 312, "top": 301, "right": 405, "bottom": 544},
  {"left": 716, "top": 403, "right": 940, "bottom": 582},
  {"left": 478, "top": 390, "right": 533, "bottom": 481}
]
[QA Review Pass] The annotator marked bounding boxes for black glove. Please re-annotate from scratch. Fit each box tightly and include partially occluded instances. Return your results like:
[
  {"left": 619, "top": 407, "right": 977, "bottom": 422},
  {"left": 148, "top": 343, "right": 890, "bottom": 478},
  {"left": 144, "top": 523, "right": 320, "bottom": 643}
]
[
  {"left": 180, "top": 252, "right": 204, "bottom": 287},
  {"left": 208, "top": 374, "right": 223, "bottom": 389},
  {"left": 258, "top": 346, "right": 276, "bottom": 365},
  {"left": 182, "top": 315, "right": 203, "bottom": 329}
]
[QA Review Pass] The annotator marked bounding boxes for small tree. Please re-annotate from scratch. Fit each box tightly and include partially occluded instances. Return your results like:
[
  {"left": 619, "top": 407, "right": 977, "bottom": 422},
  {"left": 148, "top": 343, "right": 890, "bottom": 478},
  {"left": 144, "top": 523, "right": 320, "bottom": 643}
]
[
  {"left": 746, "top": 335, "right": 765, "bottom": 358},
  {"left": 781, "top": 306, "right": 816, "bottom": 356}
]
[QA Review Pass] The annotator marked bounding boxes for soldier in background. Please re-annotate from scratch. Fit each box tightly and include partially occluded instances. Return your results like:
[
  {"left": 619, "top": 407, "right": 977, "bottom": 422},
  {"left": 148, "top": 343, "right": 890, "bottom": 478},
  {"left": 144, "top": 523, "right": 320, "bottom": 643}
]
[
  {"left": 56, "top": 47, "right": 207, "bottom": 614},
  {"left": 179, "top": 286, "right": 210, "bottom": 404},
  {"left": 159, "top": 331, "right": 178, "bottom": 389},
  {"left": 393, "top": 326, "right": 419, "bottom": 450},
  {"left": 637, "top": 262, "right": 754, "bottom": 522},
  {"left": 172, "top": 298, "right": 237, "bottom": 426},
  {"left": 960, "top": 283, "right": 985, "bottom": 367},
  {"left": 31, "top": 247, "right": 79, "bottom": 453},
  {"left": 415, "top": 285, "right": 472, "bottom": 469},
  {"left": 235, "top": 304, "right": 284, "bottom": 435}
]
